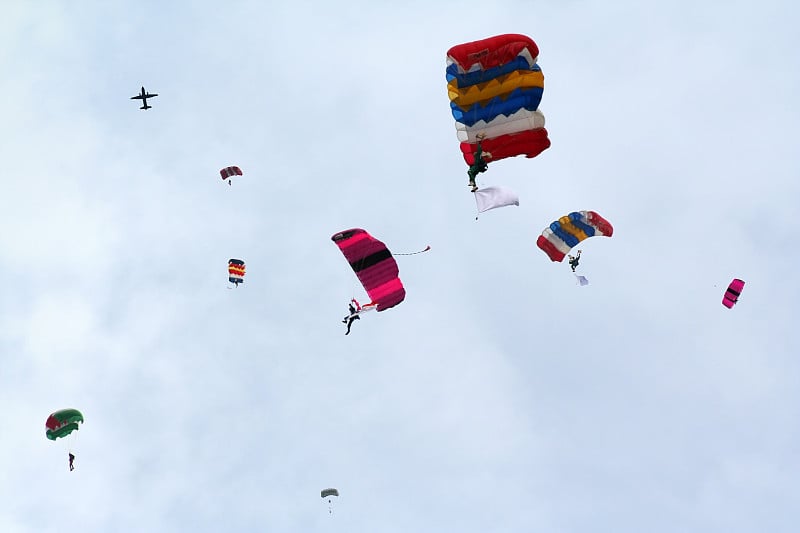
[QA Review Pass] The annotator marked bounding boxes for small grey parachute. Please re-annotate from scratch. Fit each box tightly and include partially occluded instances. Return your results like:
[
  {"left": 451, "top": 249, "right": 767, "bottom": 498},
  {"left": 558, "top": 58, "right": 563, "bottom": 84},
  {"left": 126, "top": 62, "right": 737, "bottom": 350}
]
[
  {"left": 321, "top": 488, "right": 339, "bottom": 498},
  {"left": 321, "top": 488, "right": 339, "bottom": 514}
]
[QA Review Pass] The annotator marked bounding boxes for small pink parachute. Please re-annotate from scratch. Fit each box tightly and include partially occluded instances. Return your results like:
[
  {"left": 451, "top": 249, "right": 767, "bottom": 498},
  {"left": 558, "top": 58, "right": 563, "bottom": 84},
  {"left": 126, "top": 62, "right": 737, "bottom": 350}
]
[{"left": 722, "top": 278, "right": 745, "bottom": 308}]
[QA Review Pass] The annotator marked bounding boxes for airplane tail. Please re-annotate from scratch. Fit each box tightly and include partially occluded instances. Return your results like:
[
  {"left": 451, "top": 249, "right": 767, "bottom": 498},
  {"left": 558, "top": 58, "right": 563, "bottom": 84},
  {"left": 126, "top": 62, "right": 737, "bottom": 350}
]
[{"left": 140, "top": 104, "right": 151, "bottom": 110}]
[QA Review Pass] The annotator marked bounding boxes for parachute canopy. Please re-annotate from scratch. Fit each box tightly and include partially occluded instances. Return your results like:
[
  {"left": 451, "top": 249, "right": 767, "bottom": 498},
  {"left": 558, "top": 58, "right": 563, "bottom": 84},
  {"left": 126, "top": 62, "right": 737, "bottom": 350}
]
[
  {"left": 228, "top": 259, "right": 245, "bottom": 284},
  {"left": 722, "top": 278, "right": 745, "bottom": 308},
  {"left": 46, "top": 409, "right": 84, "bottom": 441},
  {"left": 220, "top": 166, "right": 243, "bottom": 181},
  {"left": 447, "top": 34, "right": 551, "bottom": 166},
  {"left": 537, "top": 211, "right": 614, "bottom": 262},
  {"left": 331, "top": 229, "right": 405, "bottom": 312},
  {"left": 321, "top": 488, "right": 339, "bottom": 498}
]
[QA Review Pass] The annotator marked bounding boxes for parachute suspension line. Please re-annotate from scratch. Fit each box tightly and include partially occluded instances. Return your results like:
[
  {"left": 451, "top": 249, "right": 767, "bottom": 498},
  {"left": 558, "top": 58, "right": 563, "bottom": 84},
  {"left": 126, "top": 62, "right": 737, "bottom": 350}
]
[
  {"left": 350, "top": 256, "right": 368, "bottom": 305},
  {"left": 394, "top": 245, "right": 431, "bottom": 256}
]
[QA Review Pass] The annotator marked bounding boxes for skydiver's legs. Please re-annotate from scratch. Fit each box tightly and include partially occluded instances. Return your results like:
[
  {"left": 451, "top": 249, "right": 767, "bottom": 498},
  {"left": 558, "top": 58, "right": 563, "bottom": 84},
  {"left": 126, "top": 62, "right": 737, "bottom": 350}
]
[
  {"left": 468, "top": 168, "right": 479, "bottom": 192},
  {"left": 345, "top": 315, "right": 360, "bottom": 335},
  {"left": 69, "top": 452, "right": 75, "bottom": 471}
]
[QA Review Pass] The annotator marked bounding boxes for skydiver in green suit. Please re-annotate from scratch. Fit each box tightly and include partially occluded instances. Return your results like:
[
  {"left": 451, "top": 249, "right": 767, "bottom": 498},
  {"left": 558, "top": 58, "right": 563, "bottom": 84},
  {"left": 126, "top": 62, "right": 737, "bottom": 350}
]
[{"left": 467, "top": 133, "right": 492, "bottom": 192}]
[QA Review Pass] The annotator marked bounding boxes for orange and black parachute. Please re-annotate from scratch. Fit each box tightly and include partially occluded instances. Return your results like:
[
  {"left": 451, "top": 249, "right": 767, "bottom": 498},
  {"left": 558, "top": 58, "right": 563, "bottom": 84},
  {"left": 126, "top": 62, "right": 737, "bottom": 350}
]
[{"left": 228, "top": 259, "right": 245, "bottom": 286}]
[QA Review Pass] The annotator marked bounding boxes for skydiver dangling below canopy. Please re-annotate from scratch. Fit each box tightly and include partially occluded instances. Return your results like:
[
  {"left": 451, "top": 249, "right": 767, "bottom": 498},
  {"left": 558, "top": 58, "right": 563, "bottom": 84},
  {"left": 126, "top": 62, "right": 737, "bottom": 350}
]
[
  {"left": 342, "top": 299, "right": 361, "bottom": 335},
  {"left": 467, "top": 133, "right": 492, "bottom": 192},
  {"left": 567, "top": 250, "right": 582, "bottom": 272},
  {"left": 341, "top": 298, "right": 378, "bottom": 335}
]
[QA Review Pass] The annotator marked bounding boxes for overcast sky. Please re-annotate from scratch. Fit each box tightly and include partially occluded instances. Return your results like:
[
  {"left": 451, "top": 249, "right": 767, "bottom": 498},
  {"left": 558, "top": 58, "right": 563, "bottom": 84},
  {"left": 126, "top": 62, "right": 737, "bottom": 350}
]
[{"left": 1, "top": 1, "right": 799, "bottom": 532}]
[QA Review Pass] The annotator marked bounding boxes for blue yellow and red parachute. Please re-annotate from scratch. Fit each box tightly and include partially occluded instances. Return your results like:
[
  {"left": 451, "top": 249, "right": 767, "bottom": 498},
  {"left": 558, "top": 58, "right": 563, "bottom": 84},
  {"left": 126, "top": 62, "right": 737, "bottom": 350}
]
[
  {"left": 446, "top": 34, "right": 551, "bottom": 165},
  {"left": 537, "top": 211, "right": 614, "bottom": 262}
]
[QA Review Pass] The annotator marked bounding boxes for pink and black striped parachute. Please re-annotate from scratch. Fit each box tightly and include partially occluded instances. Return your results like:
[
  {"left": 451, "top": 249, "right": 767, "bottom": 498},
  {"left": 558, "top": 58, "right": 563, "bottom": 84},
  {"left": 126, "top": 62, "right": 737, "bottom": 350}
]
[
  {"left": 722, "top": 279, "right": 745, "bottom": 308},
  {"left": 331, "top": 229, "right": 405, "bottom": 312},
  {"left": 220, "top": 166, "right": 243, "bottom": 182}
]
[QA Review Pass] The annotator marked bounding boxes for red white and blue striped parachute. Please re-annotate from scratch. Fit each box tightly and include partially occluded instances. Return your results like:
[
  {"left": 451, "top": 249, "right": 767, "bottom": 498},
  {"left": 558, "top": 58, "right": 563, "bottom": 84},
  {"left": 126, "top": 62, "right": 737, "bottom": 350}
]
[
  {"left": 537, "top": 211, "right": 614, "bottom": 262},
  {"left": 722, "top": 278, "right": 745, "bottom": 308},
  {"left": 447, "top": 34, "right": 551, "bottom": 165},
  {"left": 331, "top": 229, "right": 405, "bottom": 312},
  {"left": 220, "top": 166, "right": 243, "bottom": 183}
]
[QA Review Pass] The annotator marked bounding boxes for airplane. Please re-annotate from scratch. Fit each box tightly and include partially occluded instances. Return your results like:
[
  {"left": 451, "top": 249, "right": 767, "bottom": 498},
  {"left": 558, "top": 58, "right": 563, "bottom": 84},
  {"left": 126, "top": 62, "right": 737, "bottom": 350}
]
[{"left": 130, "top": 86, "right": 158, "bottom": 110}]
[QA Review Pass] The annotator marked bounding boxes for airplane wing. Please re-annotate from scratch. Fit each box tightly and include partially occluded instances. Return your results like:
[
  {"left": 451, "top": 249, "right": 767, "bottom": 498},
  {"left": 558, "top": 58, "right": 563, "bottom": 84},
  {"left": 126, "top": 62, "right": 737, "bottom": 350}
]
[
  {"left": 131, "top": 95, "right": 144, "bottom": 100},
  {"left": 145, "top": 93, "right": 158, "bottom": 98}
]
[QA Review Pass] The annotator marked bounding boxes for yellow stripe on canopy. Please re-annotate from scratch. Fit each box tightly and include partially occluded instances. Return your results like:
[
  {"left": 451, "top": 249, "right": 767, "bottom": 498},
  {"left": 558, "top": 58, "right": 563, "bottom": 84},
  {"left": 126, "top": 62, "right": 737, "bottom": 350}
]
[{"left": 448, "top": 70, "right": 544, "bottom": 107}]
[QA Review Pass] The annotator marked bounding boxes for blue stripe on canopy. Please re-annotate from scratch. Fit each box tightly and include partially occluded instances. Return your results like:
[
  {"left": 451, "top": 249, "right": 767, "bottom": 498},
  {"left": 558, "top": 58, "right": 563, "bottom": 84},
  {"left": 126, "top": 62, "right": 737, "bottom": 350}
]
[
  {"left": 446, "top": 58, "right": 540, "bottom": 87},
  {"left": 550, "top": 222, "right": 581, "bottom": 248},
  {"left": 451, "top": 87, "right": 543, "bottom": 126},
  {"left": 568, "top": 212, "right": 596, "bottom": 237}
]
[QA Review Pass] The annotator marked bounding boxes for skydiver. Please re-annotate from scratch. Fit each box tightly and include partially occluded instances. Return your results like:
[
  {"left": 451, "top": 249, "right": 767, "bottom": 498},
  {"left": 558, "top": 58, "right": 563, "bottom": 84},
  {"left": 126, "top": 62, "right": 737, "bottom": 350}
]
[
  {"left": 342, "top": 299, "right": 361, "bottom": 335},
  {"left": 68, "top": 452, "right": 75, "bottom": 471},
  {"left": 467, "top": 133, "right": 492, "bottom": 192},
  {"left": 567, "top": 249, "right": 582, "bottom": 272}
]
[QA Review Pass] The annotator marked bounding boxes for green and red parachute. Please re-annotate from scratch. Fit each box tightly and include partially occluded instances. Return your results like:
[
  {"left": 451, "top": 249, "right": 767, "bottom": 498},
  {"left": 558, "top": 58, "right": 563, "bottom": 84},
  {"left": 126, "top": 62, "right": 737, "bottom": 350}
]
[
  {"left": 331, "top": 229, "right": 405, "bottom": 311},
  {"left": 46, "top": 408, "right": 84, "bottom": 441}
]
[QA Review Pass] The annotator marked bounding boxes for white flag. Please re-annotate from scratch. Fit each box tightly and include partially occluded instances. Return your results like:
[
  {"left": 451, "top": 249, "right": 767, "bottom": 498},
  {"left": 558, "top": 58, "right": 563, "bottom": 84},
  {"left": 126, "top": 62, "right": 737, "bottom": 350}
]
[
  {"left": 474, "top": 186, "right": 520, "bottom": 214},
  {"left": 575, "top": 275, "right": 589, "bottom": 286}
]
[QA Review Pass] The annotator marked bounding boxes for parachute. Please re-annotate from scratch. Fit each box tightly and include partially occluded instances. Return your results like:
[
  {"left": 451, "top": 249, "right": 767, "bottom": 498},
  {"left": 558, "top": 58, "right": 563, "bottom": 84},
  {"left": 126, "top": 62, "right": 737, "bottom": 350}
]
[
  {"left": 331, "top": 229, "right": 405, "bottom": 312},
  {"left": 321, "top": 488, "right": 339, "bottom": 498},
  {"left": 46, "top": 408, "right": 83, "bottom": 441},
  {"left": 447, "top": 34, "right": 551, "bottom": 166},
  {"left": 220, "top": 166, "right": 243, "bottom": 184},
  {"left": 321, "top": 487, "right": 339, "bottom": 514},
  {"left": 722, "top": 278, "right": 745, "bottom": 308},
  {"left": 537, "top": 211, "right": 614, "bottom": 262},
  {"left": 228, "top": 259, "right": 245, "bottom": 286}
]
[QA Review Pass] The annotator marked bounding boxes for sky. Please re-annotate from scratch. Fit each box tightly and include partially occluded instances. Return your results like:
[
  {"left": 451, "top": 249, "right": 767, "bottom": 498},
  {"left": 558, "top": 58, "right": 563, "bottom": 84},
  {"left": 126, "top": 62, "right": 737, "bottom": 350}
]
[{"left": 1, "top": 1, "right": 799, "bottom": 531}]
